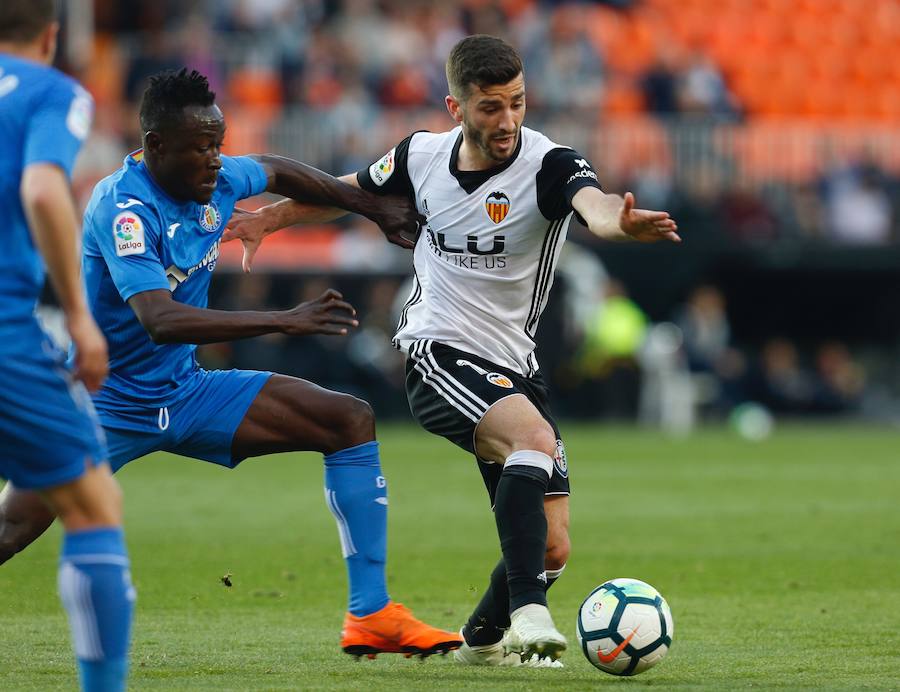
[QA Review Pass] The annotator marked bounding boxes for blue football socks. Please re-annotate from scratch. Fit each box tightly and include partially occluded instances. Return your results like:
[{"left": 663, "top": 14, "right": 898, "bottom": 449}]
[
  {"left": 58, "top": 527, "right": 135, "bottom": 692},
  {"left": 324, "top": 441, "right": 390, "bottom": 616}
]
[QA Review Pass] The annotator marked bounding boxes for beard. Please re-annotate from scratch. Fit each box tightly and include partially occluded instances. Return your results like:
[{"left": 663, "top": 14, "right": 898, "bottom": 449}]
[{"left": 463, "top": 120, "right": 519, "bottom": 163}]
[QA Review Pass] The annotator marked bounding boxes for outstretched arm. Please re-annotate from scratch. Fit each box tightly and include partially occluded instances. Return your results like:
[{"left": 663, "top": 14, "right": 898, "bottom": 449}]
[
  {"left": 128, "top": 288, "right": 358, "bottom": 345},
  {"left": 252, "top": 157, "right": 420, "bottom": 247},
  {"left": 224, "top": 173, "right": 416, "bottom": 272},
  {"left": 572, "top": 187, "right": 680, "bottom": 243}
]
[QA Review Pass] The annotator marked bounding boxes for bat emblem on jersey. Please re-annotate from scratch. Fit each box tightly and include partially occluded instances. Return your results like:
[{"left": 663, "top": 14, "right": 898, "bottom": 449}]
[
  {"left": 457, "top": 360, "right": 515, "bottom": 389},
  {"left": 486, "top": 373, "right": 514, "bottom": 388},
  {"left": 485, "top": 191, "right": 510, "bottom": 224}
]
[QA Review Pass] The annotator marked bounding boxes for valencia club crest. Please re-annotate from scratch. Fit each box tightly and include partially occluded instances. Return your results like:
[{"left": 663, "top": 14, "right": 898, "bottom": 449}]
[{"left": 485, "top": 191, "right": 510, "bottom": 224}]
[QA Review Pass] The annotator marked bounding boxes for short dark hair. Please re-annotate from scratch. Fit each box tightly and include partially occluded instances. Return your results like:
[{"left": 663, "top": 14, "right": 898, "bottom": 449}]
[
  {"left": 446, "top": 35, "right": 523, "bottom": 101},
  {"left": 139, "top": 69, "right": 217, "bottom": 133},
  {"left": 0, "top": 0, "right": 56, "bottom": 43}
]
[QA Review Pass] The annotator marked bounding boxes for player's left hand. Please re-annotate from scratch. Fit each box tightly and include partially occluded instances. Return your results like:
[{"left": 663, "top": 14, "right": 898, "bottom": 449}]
[
  {"left": 367, "top": 196, "right": 425, "bottom": 250},
  {"left": 67, "top": 309, "right": 109, "bottom": 392},
  {"left": 619, "top": 192, "right": 681, "bottom": 243},
  {"left": 223, "top": 207, "right": 271, "bottom": 273}
]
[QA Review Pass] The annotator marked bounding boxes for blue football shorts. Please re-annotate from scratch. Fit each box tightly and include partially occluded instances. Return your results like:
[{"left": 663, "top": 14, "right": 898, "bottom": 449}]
[
  {"left": 0, "top": 320, "right": 107, "bottom": 490},
  {"left": 93, "top": 368, "right": 272, "bottom": 471}
]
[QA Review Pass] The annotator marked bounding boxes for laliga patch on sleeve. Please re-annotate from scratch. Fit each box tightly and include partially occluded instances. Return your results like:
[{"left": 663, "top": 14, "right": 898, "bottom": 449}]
[
  {"left": 368, "top": 147, "right": 396, "bottom": 187},
  {"left": 112, "top": 212, "right": 146, "bottom": 256},
  {"left": 66, "top": 86, "right": 93, "bottom": 141}
]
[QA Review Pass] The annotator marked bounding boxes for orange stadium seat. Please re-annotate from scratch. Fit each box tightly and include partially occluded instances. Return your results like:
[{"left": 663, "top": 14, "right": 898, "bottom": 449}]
[
  {"left": 603, "top": 78, "right": 644, "bottom": 116},
  {"left": 227, "top": 67, "right": 283, "bottom": 111},
  {"left": 83, "top": 34, "right": 125, "bottom": 106},
  {"left": 597, "top": 0, "right": 899, "bottom": 123}
]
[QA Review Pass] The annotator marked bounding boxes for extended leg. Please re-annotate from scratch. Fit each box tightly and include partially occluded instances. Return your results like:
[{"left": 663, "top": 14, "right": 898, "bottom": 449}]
[
  {"left": 467, "top": 395, "right": 568, "bottom": 660},
  {"left": 232, "top": 374, "right": 460, "bottom": 657}
]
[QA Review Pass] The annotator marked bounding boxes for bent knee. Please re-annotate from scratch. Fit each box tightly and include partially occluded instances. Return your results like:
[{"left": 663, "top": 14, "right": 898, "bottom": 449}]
[
  {"left": 326, "top": 394, "right": 375, "bottom": 453},
  {"left": 514, "top": 421, "right": 557, "bottom": 459}
]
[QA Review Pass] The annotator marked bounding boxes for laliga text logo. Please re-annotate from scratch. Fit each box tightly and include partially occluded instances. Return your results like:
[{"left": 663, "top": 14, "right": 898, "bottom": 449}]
[
  {"left": 115, "top": 216, "right": 139, "bottom": 241},
  {"left": 113, "top": 211, "right": 145, "bottom": 257}
]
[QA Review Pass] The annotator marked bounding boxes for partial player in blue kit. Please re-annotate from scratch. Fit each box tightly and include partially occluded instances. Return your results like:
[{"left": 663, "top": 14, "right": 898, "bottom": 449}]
[
  {"left": 0, "top": 2, "right": 135, "bottom": 690},
  {"left": 0, "top": 67, "right": 461, "bottom": 658}
]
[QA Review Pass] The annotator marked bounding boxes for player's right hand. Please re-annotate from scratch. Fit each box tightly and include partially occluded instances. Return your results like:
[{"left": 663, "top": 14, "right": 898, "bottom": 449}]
[
  {"left": 223, "top": 207, "right": 271, "bottom": 274},
  {"left": 280, "top": 289, "right": 359, "bottom": 336},
  {"left": 368, "top": 196, "right": 425, "bottom": 250},
  {"left": 67, "top": 310, "right": 109, "bottom": 392}
]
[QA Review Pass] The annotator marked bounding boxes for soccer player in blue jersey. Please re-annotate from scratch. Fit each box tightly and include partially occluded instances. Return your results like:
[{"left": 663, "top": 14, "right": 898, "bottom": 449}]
[
  {"left": 0, "top": 2, "right": 136, "bottom": 690},
  {"left": 0, "top": 67, "right": 461, "bottom": 659}
]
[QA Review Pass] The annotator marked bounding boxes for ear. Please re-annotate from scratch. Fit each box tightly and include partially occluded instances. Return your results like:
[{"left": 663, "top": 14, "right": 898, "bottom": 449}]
[
  {"left": 445, "top": 95, "right": 464, "bottom": 125},
  {"left": 144, "top": 131, "right": 164, "bottom": 155},
  {"left": 40, "top": 22, "right": 60, "bottom": 65}
]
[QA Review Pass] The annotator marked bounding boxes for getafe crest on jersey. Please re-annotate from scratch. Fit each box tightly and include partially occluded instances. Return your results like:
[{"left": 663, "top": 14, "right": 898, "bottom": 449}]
[
  {"left": 199, "top": 202, "right": 222, "bottom": 232},
  {"left": 485, "top": 191, "right": 510, "bottom": 224}
]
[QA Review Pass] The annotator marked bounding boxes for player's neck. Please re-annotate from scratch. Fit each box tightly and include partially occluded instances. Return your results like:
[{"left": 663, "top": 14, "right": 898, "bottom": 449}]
[
  {"left": 0, "top": 42, "right": 48, "bottom": 64},
  {"left": 457, "top": 138, "right": 502, "bottom": 172},
  {"left": 141, "top": 159, "right": 187, "bottom": 204}
]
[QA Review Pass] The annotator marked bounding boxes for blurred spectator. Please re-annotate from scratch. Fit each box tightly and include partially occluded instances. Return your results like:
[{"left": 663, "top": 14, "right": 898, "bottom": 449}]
[
  {"left": 677, "top": 51, "right": 739, "bottom": 119},
  {"left": 748, "top": 338, "right": 816, "bottom": 415},
  {"left": 717, "top": 179, "right": 778, "bottom": 243},
  {"left": 641, "top": 48, "right": 680, "bottom": 116},
  {"left": 523, "top": 6, "right": 604, "bottom": 111},
  {"left": 813, "top": 341, "right": 866, "bottom": 414},
  {"left": 570, "top": 280, "right": 648, "bottom": 419},
  {"left": 674, "top": 285, "right": 746, "bottom": 414},
  {"left": 788, "top": 182, "right": 826, "bottom": 239},
  {"left": 824, "top": 162, "right": 893, "bottom": 245}
]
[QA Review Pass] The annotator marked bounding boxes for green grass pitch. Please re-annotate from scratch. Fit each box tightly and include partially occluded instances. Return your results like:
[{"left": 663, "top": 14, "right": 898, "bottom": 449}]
[{"left": 1, "top": 423, "right": 898, "bottom": 690}]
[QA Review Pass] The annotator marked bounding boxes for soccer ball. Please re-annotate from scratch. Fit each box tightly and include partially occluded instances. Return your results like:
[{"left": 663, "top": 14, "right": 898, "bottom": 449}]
[{"left": 576, "top": 578, "right": 673, "bottom": 676}]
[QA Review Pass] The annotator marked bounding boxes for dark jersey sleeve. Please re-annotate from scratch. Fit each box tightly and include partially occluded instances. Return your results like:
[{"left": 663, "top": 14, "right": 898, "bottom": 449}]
[
  {"left": 536, "top": 147, "right": 603, "bottom": 221},
  {"left": 356, "top": 133, "right": 418, "bottom": 203}
]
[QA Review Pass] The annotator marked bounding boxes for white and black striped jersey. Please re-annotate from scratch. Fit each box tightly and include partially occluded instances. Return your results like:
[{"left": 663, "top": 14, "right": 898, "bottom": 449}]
[{"left": 357, "top": 125, "right": 602, "bottom": 376}]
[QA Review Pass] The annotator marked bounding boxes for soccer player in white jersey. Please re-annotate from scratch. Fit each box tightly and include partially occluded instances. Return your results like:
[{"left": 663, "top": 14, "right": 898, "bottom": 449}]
[{"left": 225, "top": 35, "right": 680, "bottom": 665}]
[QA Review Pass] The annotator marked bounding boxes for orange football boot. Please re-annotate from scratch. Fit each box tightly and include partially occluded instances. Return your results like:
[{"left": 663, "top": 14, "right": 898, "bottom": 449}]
[{"left": 341, "top": 601, "right": 462, "bottom": 659}]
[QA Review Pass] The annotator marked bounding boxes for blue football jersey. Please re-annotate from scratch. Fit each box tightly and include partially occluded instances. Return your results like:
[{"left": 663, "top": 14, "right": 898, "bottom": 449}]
[
  {"left": 82, "top": 151, "right": 267, "bottom": 406},
  {"left": 0, "top": 53, "right": 93, "bottom": 329}
]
